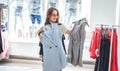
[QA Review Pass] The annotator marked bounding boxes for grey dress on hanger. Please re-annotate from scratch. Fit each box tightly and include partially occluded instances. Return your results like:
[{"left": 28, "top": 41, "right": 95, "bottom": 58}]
[{"left": 68, "top": 19, "right": 87, "bottom": 66}]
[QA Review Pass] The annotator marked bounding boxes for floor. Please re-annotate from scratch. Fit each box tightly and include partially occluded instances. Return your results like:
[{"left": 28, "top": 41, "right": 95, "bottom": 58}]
[
  {"left": 0, "top": 58, "right": 94, "bottom": 71},
  {"left": 0, "top": 41, "right": 95, "bottom": 71}
]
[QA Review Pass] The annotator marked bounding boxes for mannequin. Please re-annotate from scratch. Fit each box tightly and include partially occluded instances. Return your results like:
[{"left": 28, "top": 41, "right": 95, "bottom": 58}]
[
  {"left": 13, "top": 0, "right": 28, "bottom": 37},
  {"left": 29, "top": 0, "right": 41, "bottom": 38}
]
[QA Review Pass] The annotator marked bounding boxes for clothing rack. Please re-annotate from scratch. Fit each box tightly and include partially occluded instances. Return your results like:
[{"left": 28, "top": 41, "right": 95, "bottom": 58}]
[{"left": 95, "top": 24, "right": 120, "bottom": 71}]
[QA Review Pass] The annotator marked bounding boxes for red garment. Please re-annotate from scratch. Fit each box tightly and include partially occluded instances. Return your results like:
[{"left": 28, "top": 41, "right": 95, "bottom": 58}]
[
  {"left": 89, "top": 29, "right": 101, "bottom": 59},
  {"left": 110, "top": 29, "right": 118, "bottom": 71}
]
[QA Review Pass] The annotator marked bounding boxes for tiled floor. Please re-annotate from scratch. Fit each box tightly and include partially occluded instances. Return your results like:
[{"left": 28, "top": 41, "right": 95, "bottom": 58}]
[{"left": 0, "top": 59, "right": 94, "bottom": 71}]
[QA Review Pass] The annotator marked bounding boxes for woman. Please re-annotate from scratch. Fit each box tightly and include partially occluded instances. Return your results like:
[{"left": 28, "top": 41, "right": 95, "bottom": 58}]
[{"left": 37, "top": 8, "right": 72, "bottom": 71}]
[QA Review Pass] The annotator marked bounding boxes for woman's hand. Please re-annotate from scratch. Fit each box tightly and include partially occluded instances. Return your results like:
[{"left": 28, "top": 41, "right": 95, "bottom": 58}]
[
  {"left": 66, "top": 23, "right": 74, "bottom": 35},
  {"left": 37, "top": 26, "right": 44, "bottom": 35},
  {"left": 37, "top": 27, "right": 43, "bottom": 36},
  {"left": 37, "top": 26, "right": 44, "bottom": 42}
]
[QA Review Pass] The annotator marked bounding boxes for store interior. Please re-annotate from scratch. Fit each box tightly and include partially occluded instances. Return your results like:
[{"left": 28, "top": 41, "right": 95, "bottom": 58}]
[{"left": 0, "top": 0, "right": 120, "bottom": 71}]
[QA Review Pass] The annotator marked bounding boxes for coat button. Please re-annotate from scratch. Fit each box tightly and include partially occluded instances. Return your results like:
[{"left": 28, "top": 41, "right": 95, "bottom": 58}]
[{"left": 55, "top": 45, "right": 57, "bottom": 47}]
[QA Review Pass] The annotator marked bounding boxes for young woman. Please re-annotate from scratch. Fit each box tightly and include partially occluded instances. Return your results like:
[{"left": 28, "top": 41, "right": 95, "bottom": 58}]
[{"left": 37, "top": 8, "right": 72, "bottom": 71}]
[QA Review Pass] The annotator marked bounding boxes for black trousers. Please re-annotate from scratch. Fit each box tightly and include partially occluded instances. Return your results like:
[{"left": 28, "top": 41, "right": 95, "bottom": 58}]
[{"left": 39, "top": 42, "right": 43, "bottom": 56}]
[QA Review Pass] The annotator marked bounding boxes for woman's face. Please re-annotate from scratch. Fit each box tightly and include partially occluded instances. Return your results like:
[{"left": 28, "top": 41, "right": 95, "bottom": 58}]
[{"left": 49, "top": 10, "right": 58, "bottom": 23}]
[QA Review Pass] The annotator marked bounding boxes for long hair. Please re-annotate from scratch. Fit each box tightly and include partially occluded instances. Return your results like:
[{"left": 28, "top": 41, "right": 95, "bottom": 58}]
[{"left": 45, "top": 7, "right": 59, "bottom": 25}]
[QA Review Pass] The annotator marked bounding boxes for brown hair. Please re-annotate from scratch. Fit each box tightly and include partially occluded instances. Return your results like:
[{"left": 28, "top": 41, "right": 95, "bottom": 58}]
[{"left": 46, "top": 7, "right": 59, "bottom": 23}]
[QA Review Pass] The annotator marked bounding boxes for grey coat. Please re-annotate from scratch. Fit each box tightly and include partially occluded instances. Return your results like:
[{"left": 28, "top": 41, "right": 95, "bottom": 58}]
[
  {"left": 42, "top": 23, "right": 67, "bottom": 71},
  {"left": 68, "top": 19, "right": 87, "bottom": 66}
]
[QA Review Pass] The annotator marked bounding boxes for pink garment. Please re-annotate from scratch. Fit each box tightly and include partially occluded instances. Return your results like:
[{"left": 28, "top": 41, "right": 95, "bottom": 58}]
[{"left": 0, "top": 30, "right": 8, "bottom": 60}]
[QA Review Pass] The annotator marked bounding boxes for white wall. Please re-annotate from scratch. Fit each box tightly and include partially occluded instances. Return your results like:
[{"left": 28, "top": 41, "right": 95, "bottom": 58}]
[
  {"left": 9, "top": 42, "right": 40, "bottom": 58},
  {"left": 90, "top": 0, "right": 117, "bottom": 30},
  {"left": 80, "top": 0, "right": 91, "bottom": 20}
]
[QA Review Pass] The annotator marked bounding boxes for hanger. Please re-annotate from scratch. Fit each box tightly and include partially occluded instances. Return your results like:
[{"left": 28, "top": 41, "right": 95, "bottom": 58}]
[{"left": 79, "top": 18, "right": 89, "bottom": 26}]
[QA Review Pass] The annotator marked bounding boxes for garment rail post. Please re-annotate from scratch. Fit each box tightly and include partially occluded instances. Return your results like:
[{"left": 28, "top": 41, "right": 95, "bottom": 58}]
[{"left": 108, "top": 25, "right": 113, "bottom": 71}]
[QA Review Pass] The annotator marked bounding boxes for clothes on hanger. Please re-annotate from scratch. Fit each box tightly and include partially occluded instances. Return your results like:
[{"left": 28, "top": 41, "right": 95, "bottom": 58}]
[
  {"left": 90, "top": 26, "right": 118, "bottom": 71},
  {"left": 110, "top": 29, "right": 118, "bottom": 71},
  {"left": 67, "top": 18, "right": 87, "bottom": 66}
]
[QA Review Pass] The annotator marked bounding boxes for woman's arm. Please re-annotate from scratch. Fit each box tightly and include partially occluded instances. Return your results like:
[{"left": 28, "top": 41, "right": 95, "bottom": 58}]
[
  {"left": 37, "top": 27, "right": 44, "bottom": 42},
  {"left": 37, "top": 27, "right": 44, "bottom": 35},
  {"left": 37, "top": 25, "right": 51, "bottom": 42},
  {"left": 59, "top": 24, "right": 74, "bottom": 35}
]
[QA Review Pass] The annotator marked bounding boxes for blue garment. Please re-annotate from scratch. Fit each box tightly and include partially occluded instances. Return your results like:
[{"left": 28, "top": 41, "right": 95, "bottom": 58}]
[
  {"left": 41, "top": 23, "right": 67, "bottom": 71},
  {"left": 30, "top": 0, "right": 41, "bottom": 15},
  {"left": 15, "top": 6, "right": 23, "bottom": 16},
  {"left": 49, "top": 2, "right": 56, "bottom": 8},
  {"left": 30, "top": 14, "right": 41, "bottom": 24}
]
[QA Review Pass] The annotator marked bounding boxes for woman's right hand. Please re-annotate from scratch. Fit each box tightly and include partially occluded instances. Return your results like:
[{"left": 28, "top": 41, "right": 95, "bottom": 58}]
[
  {"left": 37, "top": 26, "right": 44, "bottom": 35},
  {"left": 37, "top": 26, "right": 44, "bottom": 42}
]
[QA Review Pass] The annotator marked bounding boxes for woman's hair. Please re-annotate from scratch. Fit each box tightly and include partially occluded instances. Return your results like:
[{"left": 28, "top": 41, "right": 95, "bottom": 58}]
[{"left": 45, "top": 7, "right": 59, "bottom": 25}]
